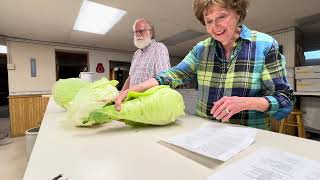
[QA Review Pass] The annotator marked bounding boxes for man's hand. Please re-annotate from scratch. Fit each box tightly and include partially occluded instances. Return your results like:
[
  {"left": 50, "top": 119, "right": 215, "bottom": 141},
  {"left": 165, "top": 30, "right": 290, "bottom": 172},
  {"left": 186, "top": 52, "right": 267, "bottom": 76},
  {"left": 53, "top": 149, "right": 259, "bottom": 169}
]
[{"left": 114, "top": 90, "right": 129, "bottom": 111}]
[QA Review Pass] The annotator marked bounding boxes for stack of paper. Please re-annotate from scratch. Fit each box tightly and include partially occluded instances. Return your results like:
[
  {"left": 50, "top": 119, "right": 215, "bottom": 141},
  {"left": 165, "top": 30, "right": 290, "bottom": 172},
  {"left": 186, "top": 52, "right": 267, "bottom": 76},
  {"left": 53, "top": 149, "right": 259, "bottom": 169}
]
[
  {"left": 164, "top": 123, "right": 256, "bottom": 161},
  {"left": 208, "top": 147, "right": 320, "bottom": 180}
]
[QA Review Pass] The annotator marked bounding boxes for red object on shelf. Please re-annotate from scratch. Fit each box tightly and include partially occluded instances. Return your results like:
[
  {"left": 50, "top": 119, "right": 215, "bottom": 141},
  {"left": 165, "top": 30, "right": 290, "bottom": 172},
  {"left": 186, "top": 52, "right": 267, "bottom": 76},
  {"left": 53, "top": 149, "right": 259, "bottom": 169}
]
[{"left": 96, "top": 63, "right": 105, "bottom": 73}]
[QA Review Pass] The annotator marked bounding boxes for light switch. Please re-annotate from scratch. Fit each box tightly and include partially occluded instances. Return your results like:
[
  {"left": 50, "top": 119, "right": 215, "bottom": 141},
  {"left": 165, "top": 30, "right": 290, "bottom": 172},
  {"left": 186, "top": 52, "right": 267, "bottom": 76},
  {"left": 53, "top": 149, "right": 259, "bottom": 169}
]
[
  {"left": 7, "top": 63, "right": 15, "bottom": 70},
  {"left": 30, "top": 58, "right": 36, "bottom": 77}
]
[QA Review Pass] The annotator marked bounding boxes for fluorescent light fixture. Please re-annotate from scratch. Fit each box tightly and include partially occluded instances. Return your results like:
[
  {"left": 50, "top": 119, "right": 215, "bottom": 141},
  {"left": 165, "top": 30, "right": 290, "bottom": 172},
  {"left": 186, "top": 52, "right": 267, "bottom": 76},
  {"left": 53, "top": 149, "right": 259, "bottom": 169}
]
[
  {"left": 73, "top": 0, "right": 126, "bottom": 34},
  {"left": 304, "top": 50, "right": 320, "bottom": 60},
  {"left": 0, "top": 45, "right": 7, "bottom": 54}
]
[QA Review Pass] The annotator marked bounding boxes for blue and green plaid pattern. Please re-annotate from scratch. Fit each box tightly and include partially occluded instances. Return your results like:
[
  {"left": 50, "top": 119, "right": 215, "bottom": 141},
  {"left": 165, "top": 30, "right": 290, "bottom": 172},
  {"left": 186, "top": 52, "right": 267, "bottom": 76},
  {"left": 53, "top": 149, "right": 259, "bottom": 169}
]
[{"left": 155, "top": 25, "right": 294, "bottom": 130}]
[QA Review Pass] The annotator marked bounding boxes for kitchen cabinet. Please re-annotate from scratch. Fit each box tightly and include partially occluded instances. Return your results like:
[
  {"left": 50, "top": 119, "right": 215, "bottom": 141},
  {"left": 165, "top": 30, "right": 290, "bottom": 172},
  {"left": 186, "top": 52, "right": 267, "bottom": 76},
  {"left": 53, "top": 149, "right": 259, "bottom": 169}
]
[{"left": 9, "top": 95, "right": 50, "bottom": 137}]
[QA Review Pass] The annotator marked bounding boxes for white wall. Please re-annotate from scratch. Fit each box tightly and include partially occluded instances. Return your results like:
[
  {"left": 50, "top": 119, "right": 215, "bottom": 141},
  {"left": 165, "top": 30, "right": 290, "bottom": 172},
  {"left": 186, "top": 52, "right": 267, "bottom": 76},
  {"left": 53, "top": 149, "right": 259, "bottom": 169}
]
[
  {"left": 8, "top": 41, "right": 56, "bottom": 95},
  {"left": 7, "top": 40, "right": 133, "bottom": 95}
]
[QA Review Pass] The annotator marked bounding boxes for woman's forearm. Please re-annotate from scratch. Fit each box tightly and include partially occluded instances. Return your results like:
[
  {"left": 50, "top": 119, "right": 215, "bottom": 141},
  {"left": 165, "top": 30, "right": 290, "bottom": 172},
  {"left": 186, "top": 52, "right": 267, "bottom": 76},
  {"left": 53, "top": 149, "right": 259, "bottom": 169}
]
[
  {"left": 247, "top": 97, "right": 269, "bottom": 112},
  {"left": 124, "top": 78, "right": 159, "bottom": 93}
]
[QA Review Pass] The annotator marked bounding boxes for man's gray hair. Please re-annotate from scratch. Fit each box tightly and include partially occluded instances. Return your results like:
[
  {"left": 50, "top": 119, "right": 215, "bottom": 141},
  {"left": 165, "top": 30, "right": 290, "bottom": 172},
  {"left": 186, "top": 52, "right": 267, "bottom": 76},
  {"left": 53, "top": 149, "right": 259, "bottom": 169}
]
[{"left": 132, "top": 18, "right": 155, "bottom": 39}]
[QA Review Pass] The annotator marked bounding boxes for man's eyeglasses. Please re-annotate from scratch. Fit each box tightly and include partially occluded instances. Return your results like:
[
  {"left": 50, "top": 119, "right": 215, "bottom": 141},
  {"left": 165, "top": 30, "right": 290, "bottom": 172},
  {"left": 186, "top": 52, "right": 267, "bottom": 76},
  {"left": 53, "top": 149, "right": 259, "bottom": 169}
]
[{"left": 133, "top": 29, "right": 151, "bottom": 35}]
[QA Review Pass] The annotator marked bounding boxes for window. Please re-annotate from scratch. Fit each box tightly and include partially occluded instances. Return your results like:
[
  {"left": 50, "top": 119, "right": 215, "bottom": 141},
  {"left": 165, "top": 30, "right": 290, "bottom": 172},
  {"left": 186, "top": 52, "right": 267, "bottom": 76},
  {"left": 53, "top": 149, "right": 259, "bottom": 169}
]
[
  {"left": 0, "top": 45, "right": 7, "bottom": 54},
  {"left": 305, "top": 50, "right": 320, "bottom": 60},
  {"left": 304, "top": 50, "right": 320, "bottom": 65}
]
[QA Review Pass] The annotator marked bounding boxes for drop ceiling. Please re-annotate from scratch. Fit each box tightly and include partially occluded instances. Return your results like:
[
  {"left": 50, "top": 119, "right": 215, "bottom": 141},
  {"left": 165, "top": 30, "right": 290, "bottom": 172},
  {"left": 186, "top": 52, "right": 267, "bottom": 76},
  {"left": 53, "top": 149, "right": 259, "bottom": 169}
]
[{"left": 0, "top": 0, "right": 320, "bottom": 57}]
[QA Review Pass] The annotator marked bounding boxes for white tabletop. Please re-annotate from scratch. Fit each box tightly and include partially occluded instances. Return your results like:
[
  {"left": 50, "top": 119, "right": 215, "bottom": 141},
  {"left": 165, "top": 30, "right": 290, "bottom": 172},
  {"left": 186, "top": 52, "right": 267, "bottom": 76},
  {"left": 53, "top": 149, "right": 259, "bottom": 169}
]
[{"left": 23, "top": 99, "right": 320, "bottom": 180}]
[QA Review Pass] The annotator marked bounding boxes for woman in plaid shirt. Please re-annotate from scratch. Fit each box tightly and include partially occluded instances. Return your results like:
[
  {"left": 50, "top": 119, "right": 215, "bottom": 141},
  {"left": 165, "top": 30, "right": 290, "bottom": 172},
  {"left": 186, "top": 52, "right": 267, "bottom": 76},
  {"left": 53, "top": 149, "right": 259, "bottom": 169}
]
[{"left": 115, "top": 0, "right": 295, "bottom": 130}]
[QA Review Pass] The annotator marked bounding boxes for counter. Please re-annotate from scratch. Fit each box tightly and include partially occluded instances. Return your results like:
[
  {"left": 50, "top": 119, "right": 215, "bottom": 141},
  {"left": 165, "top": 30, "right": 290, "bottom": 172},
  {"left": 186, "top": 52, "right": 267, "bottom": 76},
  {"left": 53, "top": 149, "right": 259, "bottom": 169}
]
[{"left": 23, "top": 98, "right": 320, "bottom": 180}]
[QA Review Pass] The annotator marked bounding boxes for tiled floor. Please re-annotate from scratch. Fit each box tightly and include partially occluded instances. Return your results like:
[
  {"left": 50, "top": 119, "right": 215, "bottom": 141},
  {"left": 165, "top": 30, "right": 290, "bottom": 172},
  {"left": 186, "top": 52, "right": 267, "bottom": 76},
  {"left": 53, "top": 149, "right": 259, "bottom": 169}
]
[
  {"left": 1, "top": 105, "right": 26, "bottom": 180},
  {"left": 0, "top": 136, "right": 28, "bottom": 180},
  {"left": 0, "top": 117, "right": 10, "bottom": 135}
]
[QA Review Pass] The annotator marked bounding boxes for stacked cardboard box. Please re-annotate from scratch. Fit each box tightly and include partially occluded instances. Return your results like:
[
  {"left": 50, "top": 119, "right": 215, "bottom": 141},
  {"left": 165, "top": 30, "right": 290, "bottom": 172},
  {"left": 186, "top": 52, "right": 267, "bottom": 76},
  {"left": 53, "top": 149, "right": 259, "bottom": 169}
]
[
  {"left": 295, "top": 66, "right": 320, "bottom": 92},
  {"left": 301, "top": 97, "right": 320, "bottom": 130}
]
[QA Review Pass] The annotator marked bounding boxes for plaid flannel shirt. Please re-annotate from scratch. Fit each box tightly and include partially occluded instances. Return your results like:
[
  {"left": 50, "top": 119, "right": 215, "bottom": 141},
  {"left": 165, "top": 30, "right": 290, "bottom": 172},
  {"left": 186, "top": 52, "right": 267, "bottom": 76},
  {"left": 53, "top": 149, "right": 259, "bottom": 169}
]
[{"left": 155, "top": 25, "right": 294, "bottom": 130}]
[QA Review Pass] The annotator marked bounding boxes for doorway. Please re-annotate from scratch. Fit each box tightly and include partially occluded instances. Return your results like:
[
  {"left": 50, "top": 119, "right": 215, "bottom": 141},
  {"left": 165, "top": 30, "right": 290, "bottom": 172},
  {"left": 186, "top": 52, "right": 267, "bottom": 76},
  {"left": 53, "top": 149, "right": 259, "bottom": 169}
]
[
  {"left": 0, "top": 54, "right": 9, "bottom": 108},
  {"left": 0, "top": 53, "right": 10, "bottom": 138},
  {"left": 109, "top": 61, "right": 130, "bottom": 90},
  {"left": 55, "top": 51, "right": 88, "bottom": 80}
]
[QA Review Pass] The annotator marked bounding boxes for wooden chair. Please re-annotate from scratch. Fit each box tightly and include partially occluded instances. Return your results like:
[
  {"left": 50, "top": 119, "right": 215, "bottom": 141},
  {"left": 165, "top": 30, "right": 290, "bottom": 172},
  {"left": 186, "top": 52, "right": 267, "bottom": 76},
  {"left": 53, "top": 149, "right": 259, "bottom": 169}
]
[{"left": 279, "top": 111, "right": 306, "bottom": 138}]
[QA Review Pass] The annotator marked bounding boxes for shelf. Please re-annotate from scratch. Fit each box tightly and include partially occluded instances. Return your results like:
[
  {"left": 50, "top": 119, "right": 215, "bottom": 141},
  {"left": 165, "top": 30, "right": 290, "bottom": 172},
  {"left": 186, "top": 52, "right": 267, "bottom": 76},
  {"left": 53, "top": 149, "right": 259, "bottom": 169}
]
[
  {"left": 293, "top": 91, "right": 320, "bottom": 96},
  {"left": 305, "top": 127, "right": 320, "bottom": 134}
]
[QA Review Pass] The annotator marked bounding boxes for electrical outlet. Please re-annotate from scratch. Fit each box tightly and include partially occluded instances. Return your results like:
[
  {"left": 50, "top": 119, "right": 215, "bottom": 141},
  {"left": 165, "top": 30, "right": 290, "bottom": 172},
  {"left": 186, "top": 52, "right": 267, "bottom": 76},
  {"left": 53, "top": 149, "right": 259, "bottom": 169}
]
[{"left": 7, "top": 63, "right": 15, "bottom": 70}]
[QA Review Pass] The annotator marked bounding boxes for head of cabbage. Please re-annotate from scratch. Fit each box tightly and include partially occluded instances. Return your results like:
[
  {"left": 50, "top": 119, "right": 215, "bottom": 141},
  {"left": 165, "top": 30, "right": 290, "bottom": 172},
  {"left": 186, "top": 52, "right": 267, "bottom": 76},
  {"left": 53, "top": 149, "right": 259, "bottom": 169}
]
[
  {"left": 86, "top": 85, "right": 185, "bottom": 126},
  {"left": 52, "top": 78, "right": 90, "bottom": 110},
  {"left": 67, "top": 78, "right": 119, "bottom": 126}
]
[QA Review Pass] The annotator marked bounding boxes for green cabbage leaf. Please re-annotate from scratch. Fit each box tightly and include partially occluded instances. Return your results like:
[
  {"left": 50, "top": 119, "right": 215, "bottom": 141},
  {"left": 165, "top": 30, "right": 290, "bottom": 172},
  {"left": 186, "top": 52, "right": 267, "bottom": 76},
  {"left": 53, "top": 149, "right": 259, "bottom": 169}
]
[
  {"left": 87, "top": 85, "right": 185, "bottom": 126},
  {"left": 52, "top": 78, "right": 90, "bottom": 110},
  {"left": 67, "top": 78, "right": 119, "bottom": 126}
]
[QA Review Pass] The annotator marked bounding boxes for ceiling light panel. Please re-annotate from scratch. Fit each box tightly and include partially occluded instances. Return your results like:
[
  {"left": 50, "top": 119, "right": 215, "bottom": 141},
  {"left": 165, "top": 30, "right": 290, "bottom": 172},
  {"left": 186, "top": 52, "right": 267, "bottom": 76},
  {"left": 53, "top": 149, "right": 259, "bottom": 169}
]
[{"left": 74, "top": 0, "right": 126, "bottom": 34}]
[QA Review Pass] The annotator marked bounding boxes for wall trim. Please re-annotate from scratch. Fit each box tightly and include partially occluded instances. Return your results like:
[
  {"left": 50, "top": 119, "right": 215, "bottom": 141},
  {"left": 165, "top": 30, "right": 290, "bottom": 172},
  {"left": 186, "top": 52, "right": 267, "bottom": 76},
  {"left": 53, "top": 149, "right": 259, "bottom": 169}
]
[
  {"left": 0, "top": 35, "right": 184, "bottom": 60},
  {"left": 2, "top": 35, "right": 133, "bottom": 54}
]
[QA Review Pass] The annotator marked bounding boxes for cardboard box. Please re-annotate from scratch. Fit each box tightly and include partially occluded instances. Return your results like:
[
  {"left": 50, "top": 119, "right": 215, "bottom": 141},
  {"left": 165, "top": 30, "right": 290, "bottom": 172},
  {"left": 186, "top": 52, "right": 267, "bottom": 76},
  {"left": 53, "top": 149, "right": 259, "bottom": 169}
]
[
  {"left": 295, "top": 66, "right": 320, "bottom": 79},
  {"left": 296, "top": 79, "right": 320, "bottom": 92},
  {"left": 301, "top": 97, "right": 320, "bottom": 130}
]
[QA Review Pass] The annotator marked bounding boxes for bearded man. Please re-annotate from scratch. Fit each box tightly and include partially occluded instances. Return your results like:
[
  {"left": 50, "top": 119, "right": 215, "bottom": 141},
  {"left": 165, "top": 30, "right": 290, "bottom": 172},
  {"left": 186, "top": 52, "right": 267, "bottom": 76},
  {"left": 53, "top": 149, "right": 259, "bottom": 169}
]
[{"left": 121, "top": 18, "right": 171, "bottom": 92}]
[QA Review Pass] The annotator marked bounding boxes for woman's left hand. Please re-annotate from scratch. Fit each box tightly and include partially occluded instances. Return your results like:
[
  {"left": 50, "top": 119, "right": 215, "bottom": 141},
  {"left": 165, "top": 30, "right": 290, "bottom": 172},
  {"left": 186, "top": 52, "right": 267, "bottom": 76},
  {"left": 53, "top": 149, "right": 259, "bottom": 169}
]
[{"left": 211, "top": 96, "right": 250, "bottom": 122}]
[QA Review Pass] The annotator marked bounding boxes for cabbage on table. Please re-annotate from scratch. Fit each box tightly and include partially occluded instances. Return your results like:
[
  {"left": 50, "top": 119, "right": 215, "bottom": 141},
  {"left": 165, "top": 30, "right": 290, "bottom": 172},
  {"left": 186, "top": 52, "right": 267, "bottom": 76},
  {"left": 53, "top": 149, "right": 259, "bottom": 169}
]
[
  {"left": 67, "top": 78, "right": 119, "bottom": 126},
  {"left": 52, "top": 78, "right": 90, "bottom": 110},
  {"left": 86, "top": 85, "right": 185, "bottom": 126}
]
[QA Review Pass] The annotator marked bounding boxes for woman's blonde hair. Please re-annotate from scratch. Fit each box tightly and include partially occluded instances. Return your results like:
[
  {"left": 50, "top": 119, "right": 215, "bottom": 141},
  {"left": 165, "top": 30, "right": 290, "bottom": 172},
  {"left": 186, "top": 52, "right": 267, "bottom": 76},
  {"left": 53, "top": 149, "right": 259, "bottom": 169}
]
[{"left": 193, "top": 0, "right": 249, "bottom": 25}]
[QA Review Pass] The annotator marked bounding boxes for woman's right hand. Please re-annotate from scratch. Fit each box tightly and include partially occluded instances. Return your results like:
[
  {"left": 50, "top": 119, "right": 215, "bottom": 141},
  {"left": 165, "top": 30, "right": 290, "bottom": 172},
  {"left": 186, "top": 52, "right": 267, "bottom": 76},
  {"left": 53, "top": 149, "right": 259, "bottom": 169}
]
[
  {"left": 114, "top": 78, "right": 160, "bottom": 111},
  {"left": 114, "top": 90, "right": 129, "bottom": 111}
]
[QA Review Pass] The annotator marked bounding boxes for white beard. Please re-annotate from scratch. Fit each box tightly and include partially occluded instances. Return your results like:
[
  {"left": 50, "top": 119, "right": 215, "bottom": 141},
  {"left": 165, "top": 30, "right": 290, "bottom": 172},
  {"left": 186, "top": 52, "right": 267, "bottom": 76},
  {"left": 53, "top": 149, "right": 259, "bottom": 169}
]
[{"left": 134, "top": 37, "right": 152, "bottom": 49}]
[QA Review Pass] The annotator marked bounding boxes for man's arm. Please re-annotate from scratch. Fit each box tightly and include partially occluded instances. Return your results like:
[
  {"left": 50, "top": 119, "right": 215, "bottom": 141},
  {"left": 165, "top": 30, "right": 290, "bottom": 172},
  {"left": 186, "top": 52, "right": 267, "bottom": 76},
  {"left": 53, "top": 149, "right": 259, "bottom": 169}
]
[{"left": 121, "top": 76, "right": 130, "bottom": 92}]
